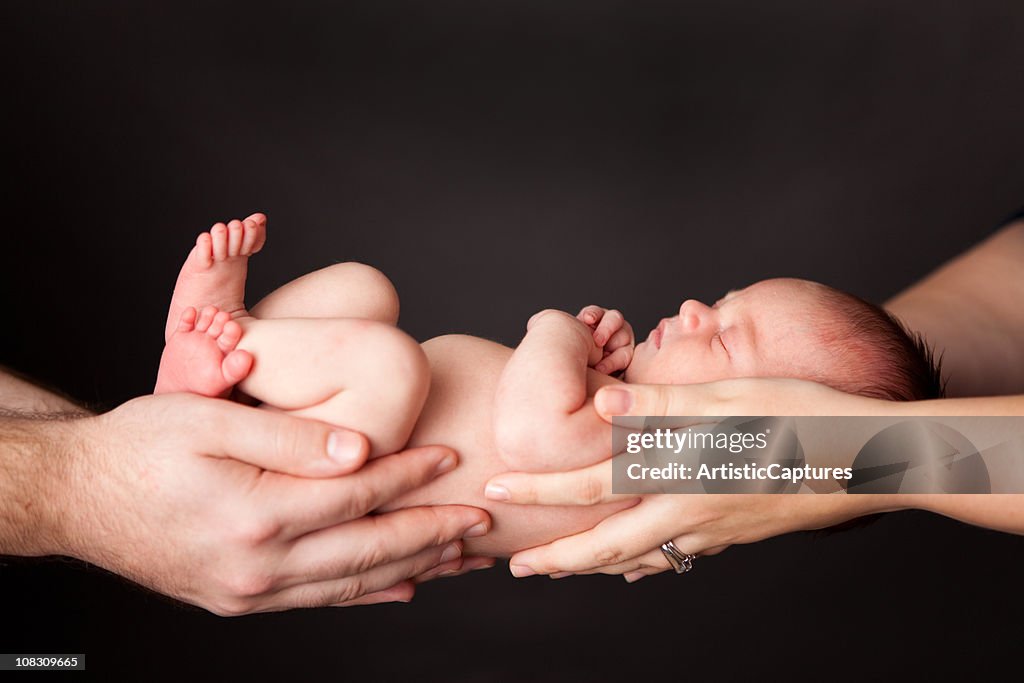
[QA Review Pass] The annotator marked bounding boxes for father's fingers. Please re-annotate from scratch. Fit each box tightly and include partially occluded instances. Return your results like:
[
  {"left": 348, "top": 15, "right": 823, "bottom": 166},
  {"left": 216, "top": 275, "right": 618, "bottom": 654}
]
[
  {"left": 485, "top": 459, "right": 630, "bottom": 506},
  {"left": 202, "top": 397, "right": 370, "bottom": 476},
  {"left": 276, "top": 505, "right": 489, "bottom": 586},
  {"left": 261, "top": 446, "right": 469, "bottom": 536},
  {"left": 330, "top": 581, "right": 416, "bottom": 606},
  {"left": 261, "top": 543, "right": 461, "bottom": 612},
  {"left": 415, "top": 556, "right": 497, "bottom": 583}
]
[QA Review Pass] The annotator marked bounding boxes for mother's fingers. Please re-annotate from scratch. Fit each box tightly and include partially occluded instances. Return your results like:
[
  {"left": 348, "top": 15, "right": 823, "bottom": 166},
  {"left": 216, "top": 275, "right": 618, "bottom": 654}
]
[
  {"left": 594, "top": 383, "right": 716, "bottom": 420},
  {"left": 485, "top": 458, "right": 632, "bottom": 506},
  {"left": 260, "top": 446, "right": 467, "bottom": 536},
  {"left": 275, "top": 505, "right": 489, "bottom": 587},
  {"left": 508, "top": 496, "right": 688, "bottom": 575}
]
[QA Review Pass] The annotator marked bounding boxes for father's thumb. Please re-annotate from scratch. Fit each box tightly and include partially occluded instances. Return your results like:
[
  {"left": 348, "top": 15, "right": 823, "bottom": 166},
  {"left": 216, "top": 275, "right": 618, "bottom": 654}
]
[{"left": 209, "top": 400, "right": 370, "bottom": 477}]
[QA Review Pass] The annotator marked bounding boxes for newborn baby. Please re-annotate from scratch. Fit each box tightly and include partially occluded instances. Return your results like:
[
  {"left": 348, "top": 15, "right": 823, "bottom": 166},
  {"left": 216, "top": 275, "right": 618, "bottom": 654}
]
[{"left": 155, "top": 214, "right": 942, "bottom": 556}]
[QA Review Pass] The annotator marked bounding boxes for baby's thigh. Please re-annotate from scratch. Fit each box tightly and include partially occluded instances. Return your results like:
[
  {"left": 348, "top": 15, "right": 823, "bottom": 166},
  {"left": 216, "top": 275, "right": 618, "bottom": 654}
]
[
  {"left": 237, "top": 317, "right": 429, "bottom": 456},
  {"left": 252, "top": 262, "right": 400, "bottom": 323}
]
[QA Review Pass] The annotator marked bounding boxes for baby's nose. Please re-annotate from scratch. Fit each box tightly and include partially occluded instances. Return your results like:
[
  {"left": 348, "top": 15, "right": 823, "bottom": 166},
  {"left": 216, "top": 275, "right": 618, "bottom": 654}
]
[{"left": 678, "top": 299, "right": 713, "bottom": 331}]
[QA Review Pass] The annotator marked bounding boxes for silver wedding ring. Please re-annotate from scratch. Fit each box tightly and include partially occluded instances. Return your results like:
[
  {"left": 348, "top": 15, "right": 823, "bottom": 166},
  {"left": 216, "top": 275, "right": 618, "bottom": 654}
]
[{"left": 660, "top": 541, "right": 696, "bottom": 574}]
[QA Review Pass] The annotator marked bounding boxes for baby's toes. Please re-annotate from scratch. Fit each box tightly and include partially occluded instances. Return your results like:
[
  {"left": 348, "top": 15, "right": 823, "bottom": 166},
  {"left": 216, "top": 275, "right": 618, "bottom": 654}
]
[
  {"left": 221, "top": 349, "right": 254, "bottom": 385},
  {"left": 206, "top": 309, "right": 231, "bottom": 338},
  {"left": 227, "top": 219, "right": 244, "bottom": 256},
  {"left": 193, "top": 233, "right": 214, "bottom": 268},
  {"left": 175, "top": 306, "right": 198, "bottom": 333},
  {"left": 195, "top": 305, "right": 218, "bottom": 333},
  {"left": 217, "top": 319, "right": 243, "bottom": 352},
  {"left": 241, "top": 213, "right": 266, "bottom": 254},
  {"left": 210, "top": 222, "right": 229, "bottom": 261}
]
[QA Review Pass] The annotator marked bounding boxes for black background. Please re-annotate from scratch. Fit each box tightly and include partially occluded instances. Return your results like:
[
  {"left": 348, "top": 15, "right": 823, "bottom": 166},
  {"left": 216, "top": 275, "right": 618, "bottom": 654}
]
[{"left": 3, "top": 1, "right": 1024, "bottom": 680}]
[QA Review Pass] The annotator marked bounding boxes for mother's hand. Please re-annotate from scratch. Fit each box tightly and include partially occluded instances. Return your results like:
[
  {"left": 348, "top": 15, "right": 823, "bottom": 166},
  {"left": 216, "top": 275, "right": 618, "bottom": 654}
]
[{"left": 485, "top": 378, "right": 893, "bottom": 581}]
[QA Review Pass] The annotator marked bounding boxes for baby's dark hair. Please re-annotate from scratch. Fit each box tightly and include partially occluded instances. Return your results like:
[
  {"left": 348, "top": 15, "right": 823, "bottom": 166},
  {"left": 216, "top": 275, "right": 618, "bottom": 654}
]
[{"left": 808, "top": 285, "right": 945, "bottom": 402}]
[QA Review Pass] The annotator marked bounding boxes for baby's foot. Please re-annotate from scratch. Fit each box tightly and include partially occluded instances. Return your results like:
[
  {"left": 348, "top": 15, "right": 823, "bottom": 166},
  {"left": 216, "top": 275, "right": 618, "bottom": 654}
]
[
  {"left": 155, "top": 306, "right": 254, "bottom": 397},
  {"left": 165, "top": 213, "right": 267, "bottom": 342}
]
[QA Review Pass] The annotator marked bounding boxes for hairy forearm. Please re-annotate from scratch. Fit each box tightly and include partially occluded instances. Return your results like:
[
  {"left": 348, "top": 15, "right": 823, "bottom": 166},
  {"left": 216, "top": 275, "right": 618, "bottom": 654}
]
[
  {"left": 0, "top": 368, "right": 90, "bottom": 557},
  {"left": 0, "top": 414, "right": 77, "bottom": 556},
  {"left": 0, "top": 366, "right": 91, "bottom": 415}
]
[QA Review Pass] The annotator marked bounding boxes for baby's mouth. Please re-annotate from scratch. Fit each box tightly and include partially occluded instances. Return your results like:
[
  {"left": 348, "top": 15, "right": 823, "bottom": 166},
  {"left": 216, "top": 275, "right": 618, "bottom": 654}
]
[{"left": 652, "top": 320, "right": 666, "bottom": 348}]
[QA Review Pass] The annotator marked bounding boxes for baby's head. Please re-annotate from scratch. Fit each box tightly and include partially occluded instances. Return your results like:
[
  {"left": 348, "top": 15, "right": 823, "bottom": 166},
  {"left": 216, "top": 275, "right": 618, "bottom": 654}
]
[{"left": 626, "top": 278, "right": 943, "bottom": 401}]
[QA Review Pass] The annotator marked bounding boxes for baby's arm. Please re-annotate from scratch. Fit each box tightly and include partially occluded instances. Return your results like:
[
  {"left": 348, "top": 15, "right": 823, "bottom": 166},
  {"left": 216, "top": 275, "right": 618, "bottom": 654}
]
[{"left": 494, "top": 307, "right": 632, "bottom": 472}]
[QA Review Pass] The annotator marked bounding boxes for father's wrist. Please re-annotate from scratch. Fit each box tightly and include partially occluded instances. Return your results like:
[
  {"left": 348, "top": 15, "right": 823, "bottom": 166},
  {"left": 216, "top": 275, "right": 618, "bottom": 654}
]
[{"left": 0, "top": 414, "right": 85, "bottom": 557}]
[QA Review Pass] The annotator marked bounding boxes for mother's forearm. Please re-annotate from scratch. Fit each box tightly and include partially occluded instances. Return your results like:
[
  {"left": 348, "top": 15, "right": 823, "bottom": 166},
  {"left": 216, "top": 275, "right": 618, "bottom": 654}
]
[{"left": 885, "top": 220, "right": 1024, "bottom": 397}]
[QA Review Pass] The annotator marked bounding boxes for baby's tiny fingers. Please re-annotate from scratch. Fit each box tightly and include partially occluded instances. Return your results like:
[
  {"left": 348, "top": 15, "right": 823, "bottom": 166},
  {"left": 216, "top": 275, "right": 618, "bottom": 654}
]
[
  {"left": 595, "top": 346, "right": 632, "bottom": 374},
  {"left": 577, "top": 305, "right": 606, "bottom": 326},
  {"left": 605, "top": 326, "right": 634, "bottom": 353},
  {"left": 593, "top": 309, "right": 624, "bottom": 346}
]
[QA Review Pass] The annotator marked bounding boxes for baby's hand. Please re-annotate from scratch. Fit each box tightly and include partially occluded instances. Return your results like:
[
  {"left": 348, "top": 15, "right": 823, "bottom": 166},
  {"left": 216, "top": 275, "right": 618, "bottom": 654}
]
[{"left": 577, "top": 305, "right": 635, "bottom": 375}]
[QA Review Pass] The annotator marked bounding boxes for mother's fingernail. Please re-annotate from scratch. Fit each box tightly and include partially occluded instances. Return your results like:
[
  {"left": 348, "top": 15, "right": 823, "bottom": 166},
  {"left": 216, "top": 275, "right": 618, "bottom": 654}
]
[
  {"left": 484, "top": 483, "right": 510, "bottom": 501},
  {"left": 623, "top": 571, "right": 646, "bottom": 583},
  {"left": 509, "top": 564, "right": 536, "bottom": 578},
  {"left": 596, "top": 388, "right": 633, "bottom": 415}
]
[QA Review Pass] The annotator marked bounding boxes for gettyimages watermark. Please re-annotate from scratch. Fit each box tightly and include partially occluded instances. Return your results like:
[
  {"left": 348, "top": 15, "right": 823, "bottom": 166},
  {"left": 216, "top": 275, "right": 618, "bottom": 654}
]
[{"left": 610, "top": 416, "right": 1023, "bottom": 494}]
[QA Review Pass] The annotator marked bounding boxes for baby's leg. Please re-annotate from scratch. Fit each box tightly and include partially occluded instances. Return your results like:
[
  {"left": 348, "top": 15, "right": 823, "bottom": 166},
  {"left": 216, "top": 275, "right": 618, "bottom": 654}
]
[
  {"left": 252, "top": 263, "right": 400, "bottom": 324},
  {"left": 155, "top": 305, "right": 253, "bottom": 396},
  {"left": 159, "top": 217, "right": 426, "bottom": 456},
  {"left": 235, "top": 317, "right": 430, "bottom": 457},
  {"left": 164, "top": 213, "right": 266, "bottom": 341}
]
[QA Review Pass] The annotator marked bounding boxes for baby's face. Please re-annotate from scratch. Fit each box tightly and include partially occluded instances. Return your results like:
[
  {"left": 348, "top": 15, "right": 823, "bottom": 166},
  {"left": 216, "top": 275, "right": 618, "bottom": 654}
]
[{"left": 625, "top": 278, "right": 837, "bottom": 385}]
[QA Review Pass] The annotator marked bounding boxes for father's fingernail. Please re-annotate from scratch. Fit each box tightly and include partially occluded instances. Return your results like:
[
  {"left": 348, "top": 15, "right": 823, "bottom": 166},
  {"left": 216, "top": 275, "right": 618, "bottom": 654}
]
[
  {"left": 327, "top": 430, "right": 364, "bottom": 467},
  {"left": 439, "top": 543, "right": 462, "bottom": 564},
  {"left": 435, "top": 453, "right": 457, "bottom": 476},
  {"left": 484, "top": 483, "right": 510, "bottom": 501},
  {"left": 510, "top": 564, "right": 536, "bottom": 578},
  {"left": 623, "top": 571, "right": 646, "bottom": 583},
  {"left": 596, "top": 388, "right": 633, "bottom": 415},
  {"left": 463, "top": 522, "right": 489, "bottom": 538}
]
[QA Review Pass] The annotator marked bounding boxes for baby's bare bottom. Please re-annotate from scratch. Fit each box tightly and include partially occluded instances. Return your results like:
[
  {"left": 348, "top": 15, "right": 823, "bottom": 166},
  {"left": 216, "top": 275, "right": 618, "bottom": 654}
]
[{"left": 249, "top": 264, "right": 630, "bottom": 557}]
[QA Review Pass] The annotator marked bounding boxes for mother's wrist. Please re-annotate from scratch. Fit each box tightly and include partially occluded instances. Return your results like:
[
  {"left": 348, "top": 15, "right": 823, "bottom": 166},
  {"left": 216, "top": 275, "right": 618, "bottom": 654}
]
[
  {"left": 836, "top": 493, "right": 914, "bottom": 523},
  {"left": 792, "top": 493, "right": 911, "bottom": 533}
]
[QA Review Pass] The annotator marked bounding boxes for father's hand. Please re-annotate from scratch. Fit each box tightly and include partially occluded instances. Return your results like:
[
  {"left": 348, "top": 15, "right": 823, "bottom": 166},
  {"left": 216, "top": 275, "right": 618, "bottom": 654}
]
[{"left": 52, "top": 393, "right": 490, "bottom": 615}]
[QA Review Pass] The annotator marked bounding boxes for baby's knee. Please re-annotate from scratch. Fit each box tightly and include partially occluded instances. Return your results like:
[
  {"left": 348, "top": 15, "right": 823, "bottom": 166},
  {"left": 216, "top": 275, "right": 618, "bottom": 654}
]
[
  {"left": 370, "top": 322, "right": 429, "bottom": 399},
  {"left": 321, "top": 262, "right": 400, "bottom": 323},
  {"left": 343, "top": 321, "right": 430, "bottom": 453}
]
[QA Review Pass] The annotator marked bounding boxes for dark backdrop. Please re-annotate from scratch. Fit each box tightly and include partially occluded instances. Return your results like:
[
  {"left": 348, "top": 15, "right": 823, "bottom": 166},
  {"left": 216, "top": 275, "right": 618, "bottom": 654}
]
[{"left": 2, "top": 1, "right": 1023, "bottom": 680}]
